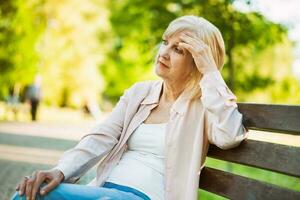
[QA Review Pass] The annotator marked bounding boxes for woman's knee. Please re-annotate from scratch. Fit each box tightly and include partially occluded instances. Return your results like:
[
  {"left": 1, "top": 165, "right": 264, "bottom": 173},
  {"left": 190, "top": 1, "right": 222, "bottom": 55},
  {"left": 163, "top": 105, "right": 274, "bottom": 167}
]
[
  {"left": 11, "top": 184, "right": 61, "bottom": 200},
  {"left": 39, "top": 183, "right": 72, "bottom": 200}
]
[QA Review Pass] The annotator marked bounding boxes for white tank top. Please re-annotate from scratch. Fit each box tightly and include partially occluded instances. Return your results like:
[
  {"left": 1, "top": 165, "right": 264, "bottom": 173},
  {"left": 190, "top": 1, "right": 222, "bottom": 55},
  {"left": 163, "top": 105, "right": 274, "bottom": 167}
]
[{"left": 106, "top": 123, "right": 166, "bottom": 200}]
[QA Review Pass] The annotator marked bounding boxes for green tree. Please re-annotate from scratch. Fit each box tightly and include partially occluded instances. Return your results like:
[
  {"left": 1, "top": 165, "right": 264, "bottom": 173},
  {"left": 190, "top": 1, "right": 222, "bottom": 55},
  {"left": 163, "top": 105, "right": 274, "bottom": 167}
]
[
  {"left": 0, "top": 0, "right": 106, "bottom": 108},
  {"left": 38, "top": 0, "right": 106, "bottom": 107},
  {"left": 101, "top": 0, "right": 289, "bottom": 103},
  {"left": 0, "top": 0, "right": 45, "bottom": 99}
]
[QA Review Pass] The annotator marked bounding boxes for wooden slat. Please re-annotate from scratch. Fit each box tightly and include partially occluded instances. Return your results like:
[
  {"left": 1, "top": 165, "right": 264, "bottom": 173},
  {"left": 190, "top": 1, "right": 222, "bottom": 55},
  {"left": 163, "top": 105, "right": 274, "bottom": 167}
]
[
  {"left": 237, "top": 103, "right": 300, "bottom": 135},
  {"left": 199, "top": 167, "right": 300, "bottom": 200},
  {"left": 207, "top": 139, "right": 300, "bottom": 178}
]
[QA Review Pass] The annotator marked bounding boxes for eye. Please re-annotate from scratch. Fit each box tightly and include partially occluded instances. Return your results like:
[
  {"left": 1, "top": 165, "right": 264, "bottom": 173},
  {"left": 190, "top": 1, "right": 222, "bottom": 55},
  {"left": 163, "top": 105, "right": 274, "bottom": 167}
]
[{"left": 174, "top": 46, "right": 183, "bottom": 54}]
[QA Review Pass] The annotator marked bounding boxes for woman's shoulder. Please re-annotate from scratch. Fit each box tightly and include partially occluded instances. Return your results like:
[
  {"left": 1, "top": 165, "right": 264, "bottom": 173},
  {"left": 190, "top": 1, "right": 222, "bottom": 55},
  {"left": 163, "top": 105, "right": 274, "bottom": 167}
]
[
  {"left": 132, "top": 80, "right": 162, "bottom": 89},
  {"left": 125, "top": 80, "right": 162, "bottom": 99}
]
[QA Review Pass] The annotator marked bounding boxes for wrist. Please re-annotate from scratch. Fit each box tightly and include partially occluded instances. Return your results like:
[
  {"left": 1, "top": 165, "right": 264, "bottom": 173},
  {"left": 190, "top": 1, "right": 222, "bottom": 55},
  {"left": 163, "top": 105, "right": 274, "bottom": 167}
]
[{"left": 54, "top": 169, "right": 65, "bottom": 182}]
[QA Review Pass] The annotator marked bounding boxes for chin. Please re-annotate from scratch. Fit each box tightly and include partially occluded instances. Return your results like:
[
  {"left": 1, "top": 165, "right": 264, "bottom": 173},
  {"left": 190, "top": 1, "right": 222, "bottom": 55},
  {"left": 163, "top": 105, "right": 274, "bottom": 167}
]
[{"left": 154, "top": 65, "right": 166, "bottom": 78}]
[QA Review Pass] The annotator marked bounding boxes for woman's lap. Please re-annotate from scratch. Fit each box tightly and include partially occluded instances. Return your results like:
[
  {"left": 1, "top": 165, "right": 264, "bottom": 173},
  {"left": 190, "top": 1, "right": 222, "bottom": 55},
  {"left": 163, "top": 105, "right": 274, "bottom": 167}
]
[{"left": 11, "top": 183, "right": 145, "bottom": 200}]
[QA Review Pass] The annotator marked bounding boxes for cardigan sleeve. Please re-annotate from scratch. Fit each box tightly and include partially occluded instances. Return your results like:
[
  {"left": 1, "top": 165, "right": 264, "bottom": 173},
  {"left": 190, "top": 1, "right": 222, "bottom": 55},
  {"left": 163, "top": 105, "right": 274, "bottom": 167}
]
[
  {"left": 53, "top": 84, "right": 136, "bottom": 183},
  {"left": 200, "top": 70, "right": 248, "bottom": 150}
]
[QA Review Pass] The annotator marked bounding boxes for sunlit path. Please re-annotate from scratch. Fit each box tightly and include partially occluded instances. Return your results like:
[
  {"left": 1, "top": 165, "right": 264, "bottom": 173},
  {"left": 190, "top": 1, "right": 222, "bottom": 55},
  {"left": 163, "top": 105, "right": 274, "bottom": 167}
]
[{"left": 0, "top": 144, "right": 63, "bottom": 165}]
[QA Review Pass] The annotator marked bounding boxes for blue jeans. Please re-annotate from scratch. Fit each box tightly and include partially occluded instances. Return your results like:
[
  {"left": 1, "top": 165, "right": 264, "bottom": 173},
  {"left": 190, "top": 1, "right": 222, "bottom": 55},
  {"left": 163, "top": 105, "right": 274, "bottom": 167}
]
[{"left": 12, "top": 182, "right": 151, "bottom": 200}]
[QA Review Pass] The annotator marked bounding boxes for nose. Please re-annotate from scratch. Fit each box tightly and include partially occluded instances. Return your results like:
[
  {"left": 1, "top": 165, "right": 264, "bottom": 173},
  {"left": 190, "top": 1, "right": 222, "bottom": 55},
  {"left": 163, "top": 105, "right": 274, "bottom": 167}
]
[{"left": 159, "top": 44, "right": 170, "bottom": 60}]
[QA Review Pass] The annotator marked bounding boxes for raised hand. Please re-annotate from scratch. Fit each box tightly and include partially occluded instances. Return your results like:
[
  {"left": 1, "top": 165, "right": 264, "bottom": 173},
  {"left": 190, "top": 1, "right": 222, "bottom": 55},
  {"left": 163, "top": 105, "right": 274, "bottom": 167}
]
[{"left": 179, "top": 32, "right": 218, "bottom": 74}]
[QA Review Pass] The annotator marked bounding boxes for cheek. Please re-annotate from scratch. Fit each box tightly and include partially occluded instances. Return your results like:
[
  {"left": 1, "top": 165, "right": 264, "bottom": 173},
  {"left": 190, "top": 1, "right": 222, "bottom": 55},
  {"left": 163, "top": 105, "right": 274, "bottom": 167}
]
[
  {"left": 171, "top": 55, "right": 190, "bottom": 70},
  {"left": 170, "top": 53, "right": 182, "bottom": 65},
  {"left": 172, "top": 57, "right": 194, "bottom": 77}
]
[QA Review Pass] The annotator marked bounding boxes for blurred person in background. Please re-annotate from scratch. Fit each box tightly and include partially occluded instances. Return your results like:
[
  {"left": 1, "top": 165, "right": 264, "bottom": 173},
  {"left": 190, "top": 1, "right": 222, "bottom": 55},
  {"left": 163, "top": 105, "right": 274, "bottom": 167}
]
[
  {"left": 25, "top": 74, "right": 42, "bottom": 121},
  {"left": 5, "top": 84, "right": 21, "bottom": 120},
  {"left": 12, "top": 15, "right": 248, "bottom": 200}
]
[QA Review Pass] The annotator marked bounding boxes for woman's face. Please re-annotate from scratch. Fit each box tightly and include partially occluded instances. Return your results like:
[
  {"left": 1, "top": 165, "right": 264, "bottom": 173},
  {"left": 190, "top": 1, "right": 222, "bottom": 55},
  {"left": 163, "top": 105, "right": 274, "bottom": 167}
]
[{"left": 155, "top": 31, "right": 195, "bottom": 83}]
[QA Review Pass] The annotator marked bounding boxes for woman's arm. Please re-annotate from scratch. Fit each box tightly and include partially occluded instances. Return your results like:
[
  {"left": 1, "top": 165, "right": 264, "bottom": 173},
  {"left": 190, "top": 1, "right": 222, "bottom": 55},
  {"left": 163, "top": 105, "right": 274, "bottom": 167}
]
[
  {"left": 15, "top": 84, "right": 136, "bottom": 199},
  {"left": 53, "top": 84, "right": 135, "bottom": 183},
  {"left": 200, "top": 70, "right": 248, "bottom": 150},
  {"left": 178, "top": 33, "right": 248, "bottom": 149}
]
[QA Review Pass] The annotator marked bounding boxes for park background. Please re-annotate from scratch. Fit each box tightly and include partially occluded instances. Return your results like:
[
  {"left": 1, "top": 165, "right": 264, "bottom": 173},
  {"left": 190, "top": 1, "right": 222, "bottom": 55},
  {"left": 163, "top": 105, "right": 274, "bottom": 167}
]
[{"left": 0, "top": 0, "right": 299, "bottom": 199}]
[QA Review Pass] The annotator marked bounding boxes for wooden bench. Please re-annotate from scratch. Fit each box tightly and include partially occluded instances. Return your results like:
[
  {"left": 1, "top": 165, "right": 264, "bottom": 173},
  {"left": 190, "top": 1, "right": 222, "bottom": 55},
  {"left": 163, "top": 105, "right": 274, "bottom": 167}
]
[{"left": 199, "top": 103, "right": 300, "bottom": 200}]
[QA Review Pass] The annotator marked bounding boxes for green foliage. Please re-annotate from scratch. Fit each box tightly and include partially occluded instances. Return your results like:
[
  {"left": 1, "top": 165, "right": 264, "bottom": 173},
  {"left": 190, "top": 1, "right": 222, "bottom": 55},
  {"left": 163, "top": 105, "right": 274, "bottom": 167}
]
[
  {"left": 102, "top": 0, "right": 291, "bottom": 103},
  {"left": 0, "top": 0, "right": 106, "bottom": 107},
  {"left": 196, "top": 1, "right": 287, "bottom": 91},
  {"left": 99, "top": 0, "right": 183, "bottom": 103},
  {"left": 38, "top": 0, "right": 105, "bottom": 107},
  {"left": 0, "top": 0, "right": 298, "bottom": 106},
  {"left": 0, "top": 0, "right": 45, "bottom": 99}
]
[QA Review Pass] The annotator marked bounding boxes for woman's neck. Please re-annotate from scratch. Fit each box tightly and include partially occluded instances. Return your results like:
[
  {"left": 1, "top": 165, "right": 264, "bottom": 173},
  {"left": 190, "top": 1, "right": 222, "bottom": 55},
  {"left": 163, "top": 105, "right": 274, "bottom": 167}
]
[{"left": 161, "top": 81, "right": 186, "bottom": 102}]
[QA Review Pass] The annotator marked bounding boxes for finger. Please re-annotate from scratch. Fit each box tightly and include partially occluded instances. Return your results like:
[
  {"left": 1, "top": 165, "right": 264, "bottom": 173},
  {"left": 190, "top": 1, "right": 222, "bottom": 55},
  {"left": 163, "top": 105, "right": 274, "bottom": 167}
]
[
  {"left": 18, "top": 178, "right": 27, "bottom": 196},
  {"left": 178, "top": 42, "right": 197, "bottom": 55},
  {"left": 25, "top": 177, "right": 35, "bottom": 200},
  {"left": 182, "top": 32, "right": 205, "bottom": 44},
  {"left": 31, "top": 172, "right": 46, "bottom": 200},
  {"left": 40, "top": 179, "right": 60, "bottom": 196},
  {"left": 180, "top": 36, "right": 207, "bottom": 55},
  {"left": 179, "top": 34, "right": 196, "bottom": 45},
  {"left": 15, "top": 184, "right": 20, "bottom": 190},
  {"left": 180, "top": 34, "right": 207, "bottom": 50}
]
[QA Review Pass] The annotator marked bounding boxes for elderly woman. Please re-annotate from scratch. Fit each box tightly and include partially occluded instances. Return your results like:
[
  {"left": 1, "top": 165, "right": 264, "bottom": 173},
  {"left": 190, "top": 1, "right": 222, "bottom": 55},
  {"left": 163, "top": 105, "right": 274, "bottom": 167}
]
[{"left": 13, "top": 15, "right": 247, "bottom": 200}]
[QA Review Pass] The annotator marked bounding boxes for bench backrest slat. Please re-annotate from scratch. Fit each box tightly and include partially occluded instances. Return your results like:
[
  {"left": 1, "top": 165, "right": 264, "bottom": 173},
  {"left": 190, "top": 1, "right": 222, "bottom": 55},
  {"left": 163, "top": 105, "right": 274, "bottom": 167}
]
[
  {"left": 199, "top": 104, "right": 300, "bottom": 199},
  {"left": 207, "top": 140, "right": 300, "bottom": 178},
  {"left": 238, "top": 103, "right": 300, "bottom": 135},
  {"left": 199, "top": 167, "right": 300, "bottom": 200}
]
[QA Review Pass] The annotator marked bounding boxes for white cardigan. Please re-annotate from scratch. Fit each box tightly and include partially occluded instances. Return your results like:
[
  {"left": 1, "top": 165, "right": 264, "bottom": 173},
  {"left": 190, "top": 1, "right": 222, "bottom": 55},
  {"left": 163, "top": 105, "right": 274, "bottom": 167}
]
[{"left": 54, "top": 70, "right": 248, "bottom": 200}]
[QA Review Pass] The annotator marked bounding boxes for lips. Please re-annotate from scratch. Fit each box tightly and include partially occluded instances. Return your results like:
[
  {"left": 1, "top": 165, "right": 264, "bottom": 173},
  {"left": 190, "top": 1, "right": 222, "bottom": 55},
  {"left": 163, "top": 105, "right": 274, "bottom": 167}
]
[{"left": 158, "top": 59, "right": 169, "bottom": 68}]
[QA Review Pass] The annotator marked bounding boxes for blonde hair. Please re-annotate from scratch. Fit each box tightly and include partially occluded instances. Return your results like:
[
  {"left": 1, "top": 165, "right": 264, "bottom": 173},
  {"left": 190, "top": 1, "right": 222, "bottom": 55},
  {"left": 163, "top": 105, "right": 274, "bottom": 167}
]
[{"left": 163, "top": 15, "right": 226, "bottom": 100}]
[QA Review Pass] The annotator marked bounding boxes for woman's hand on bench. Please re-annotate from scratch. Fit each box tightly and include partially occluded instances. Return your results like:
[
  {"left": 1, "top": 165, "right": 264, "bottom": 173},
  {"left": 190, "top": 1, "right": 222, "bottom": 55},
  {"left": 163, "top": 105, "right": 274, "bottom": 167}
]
[{"left": 15, "top": 169, "right": 64, "bottom": 200}]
